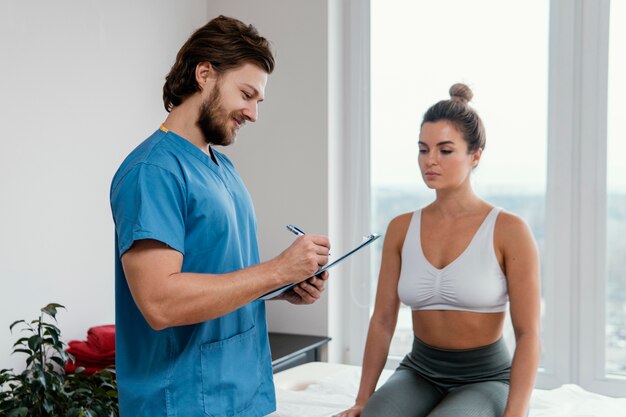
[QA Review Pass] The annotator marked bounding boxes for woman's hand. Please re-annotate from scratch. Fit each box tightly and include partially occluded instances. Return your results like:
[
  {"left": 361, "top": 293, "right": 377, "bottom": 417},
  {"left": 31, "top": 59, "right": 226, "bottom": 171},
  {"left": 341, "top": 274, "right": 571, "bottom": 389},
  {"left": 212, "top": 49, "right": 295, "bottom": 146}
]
[{"left": 333, "top": 404, "right": 364, "bottom": 417}]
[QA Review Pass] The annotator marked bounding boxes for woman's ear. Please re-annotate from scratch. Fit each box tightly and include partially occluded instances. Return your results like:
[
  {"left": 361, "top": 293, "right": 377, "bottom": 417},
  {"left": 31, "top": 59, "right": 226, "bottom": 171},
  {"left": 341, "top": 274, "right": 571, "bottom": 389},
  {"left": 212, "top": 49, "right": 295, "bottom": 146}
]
[{"left": 472, "top": 148, "right": 483, "bottom": 167}]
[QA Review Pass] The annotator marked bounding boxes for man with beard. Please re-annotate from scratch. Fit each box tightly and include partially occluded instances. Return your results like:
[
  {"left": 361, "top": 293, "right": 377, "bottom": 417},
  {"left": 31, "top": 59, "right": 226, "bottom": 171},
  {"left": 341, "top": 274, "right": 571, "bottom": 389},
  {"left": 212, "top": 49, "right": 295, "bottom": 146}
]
[{"left": 109, "top": 16, "right": 331, "bottom": 417}]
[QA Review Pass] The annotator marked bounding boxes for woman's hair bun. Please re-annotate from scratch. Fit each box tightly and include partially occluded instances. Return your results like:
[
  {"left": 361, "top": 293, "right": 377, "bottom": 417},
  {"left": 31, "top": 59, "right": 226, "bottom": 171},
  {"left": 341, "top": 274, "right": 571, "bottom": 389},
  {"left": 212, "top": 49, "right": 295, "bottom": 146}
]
[{"left": 449, "top": 83, "right": 473, "bottom": 103}]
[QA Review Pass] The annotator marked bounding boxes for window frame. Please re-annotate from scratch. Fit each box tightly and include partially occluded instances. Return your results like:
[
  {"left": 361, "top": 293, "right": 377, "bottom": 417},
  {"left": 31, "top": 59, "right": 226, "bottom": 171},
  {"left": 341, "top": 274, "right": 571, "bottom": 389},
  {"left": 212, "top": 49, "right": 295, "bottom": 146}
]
[{"left": 328, "top": 0, "right": 373, "bottom": 366}]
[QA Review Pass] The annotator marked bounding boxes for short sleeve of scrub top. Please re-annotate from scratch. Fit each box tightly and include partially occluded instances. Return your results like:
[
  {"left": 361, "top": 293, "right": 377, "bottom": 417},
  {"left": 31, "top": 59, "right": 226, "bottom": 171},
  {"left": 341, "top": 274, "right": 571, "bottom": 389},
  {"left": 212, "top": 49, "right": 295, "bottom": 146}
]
[{"left": 112, "top": 163, "right": 186, "bottom": 256}]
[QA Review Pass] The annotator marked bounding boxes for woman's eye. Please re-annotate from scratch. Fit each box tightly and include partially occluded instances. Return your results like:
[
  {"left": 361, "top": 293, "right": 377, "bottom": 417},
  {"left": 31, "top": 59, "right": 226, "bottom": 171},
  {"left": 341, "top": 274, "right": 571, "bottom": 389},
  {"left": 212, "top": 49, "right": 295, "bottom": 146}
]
[
  {"left": 441, "top": 149, "right": 453, "bottom": 155},
  {"left": 418, "top": 149, "right": 428, "bottom": 154},
  {"left": 242, "top": 91, "right": 252, "bottom": 99}
]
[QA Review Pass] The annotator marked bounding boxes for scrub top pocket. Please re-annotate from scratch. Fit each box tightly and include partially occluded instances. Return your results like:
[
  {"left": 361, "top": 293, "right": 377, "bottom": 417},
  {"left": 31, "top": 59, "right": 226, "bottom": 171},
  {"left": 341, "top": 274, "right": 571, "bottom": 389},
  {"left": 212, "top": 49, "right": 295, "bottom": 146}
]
[{"left": 200, "top": 326, "right": 261, "bottom": 417}]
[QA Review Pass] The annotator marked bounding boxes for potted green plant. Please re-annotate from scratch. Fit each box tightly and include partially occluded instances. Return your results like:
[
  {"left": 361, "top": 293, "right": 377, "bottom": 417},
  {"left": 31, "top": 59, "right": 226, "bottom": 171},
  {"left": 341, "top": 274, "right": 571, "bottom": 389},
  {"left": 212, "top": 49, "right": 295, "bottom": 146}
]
[{"left": 0, "top": 303, "right": 118, "bottom": 417}]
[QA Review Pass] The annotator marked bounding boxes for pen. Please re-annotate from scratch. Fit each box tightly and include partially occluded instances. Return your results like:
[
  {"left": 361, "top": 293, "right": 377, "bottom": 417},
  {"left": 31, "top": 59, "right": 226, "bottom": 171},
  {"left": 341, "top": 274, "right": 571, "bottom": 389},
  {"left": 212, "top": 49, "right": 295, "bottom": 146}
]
[
  {"left": 286, "top": 224, "right": 330, "bottom": 256},
  {"left": 286, "top": 224, "right": 305, "bottom": 236},
  {"left": 286, "top": 224, "right": 317, "bottom": 282}
]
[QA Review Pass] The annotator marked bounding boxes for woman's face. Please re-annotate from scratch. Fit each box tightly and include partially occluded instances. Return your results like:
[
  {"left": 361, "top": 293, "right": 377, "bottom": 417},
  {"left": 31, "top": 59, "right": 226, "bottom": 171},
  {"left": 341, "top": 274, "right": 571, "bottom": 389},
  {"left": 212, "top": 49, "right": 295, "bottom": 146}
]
[{"left": 418, "top": 120, "right": 482, "bottom": 190}]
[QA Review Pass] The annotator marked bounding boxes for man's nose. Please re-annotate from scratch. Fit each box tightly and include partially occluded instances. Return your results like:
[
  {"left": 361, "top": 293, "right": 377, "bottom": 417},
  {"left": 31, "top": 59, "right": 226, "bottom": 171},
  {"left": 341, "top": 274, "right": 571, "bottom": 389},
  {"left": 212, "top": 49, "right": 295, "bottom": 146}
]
[{"left": 243, "top": 103, "right": 258, "bottom": 123}]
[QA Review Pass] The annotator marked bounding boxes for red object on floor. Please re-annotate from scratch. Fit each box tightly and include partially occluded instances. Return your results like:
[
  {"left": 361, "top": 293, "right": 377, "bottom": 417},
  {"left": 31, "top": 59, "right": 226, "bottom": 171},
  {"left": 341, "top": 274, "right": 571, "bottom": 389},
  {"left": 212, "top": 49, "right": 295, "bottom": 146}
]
[
  {"left": 65, "top": 324, "right": 115, "bottom": 375},
  {"left": 88, "top": 325, "right": 116, "bottom": 353}
]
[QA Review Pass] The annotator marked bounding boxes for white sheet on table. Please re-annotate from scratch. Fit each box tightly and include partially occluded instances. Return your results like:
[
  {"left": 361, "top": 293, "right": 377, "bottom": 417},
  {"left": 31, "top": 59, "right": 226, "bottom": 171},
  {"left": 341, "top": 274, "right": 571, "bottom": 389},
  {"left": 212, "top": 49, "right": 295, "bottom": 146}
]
[
  {"left": 529, "top": 384, "right": 626, "bottom": 417},
  {"left": 270, "top": 365, "right": 386, "bottom": 417},
  {"left": 269, "top": 364, "right": 626, "bottom": 417}
]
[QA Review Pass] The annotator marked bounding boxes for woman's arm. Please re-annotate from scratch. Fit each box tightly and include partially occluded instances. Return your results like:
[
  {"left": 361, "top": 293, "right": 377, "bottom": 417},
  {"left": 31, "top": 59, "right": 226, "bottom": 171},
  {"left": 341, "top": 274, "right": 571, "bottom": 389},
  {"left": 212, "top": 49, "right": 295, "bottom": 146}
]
[
  {"left": 334, "top": 214, "right": 410, "bottom": 417},
  {"left": 496, "top": 212, "right": 542, "bottom": 417}
]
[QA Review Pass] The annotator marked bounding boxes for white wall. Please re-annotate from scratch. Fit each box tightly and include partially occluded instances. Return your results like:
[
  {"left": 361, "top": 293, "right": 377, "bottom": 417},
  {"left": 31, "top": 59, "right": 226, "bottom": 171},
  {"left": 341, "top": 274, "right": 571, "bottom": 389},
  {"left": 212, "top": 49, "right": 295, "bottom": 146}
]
[
  {"left": 208, "top": 0, "right": 332, "bottom": 337},
  {"left": 0, "top": 0, "right": 208, "bottom": 371},
  {"left": 0, "top": 0, "right": 348, "bottom": 372}
]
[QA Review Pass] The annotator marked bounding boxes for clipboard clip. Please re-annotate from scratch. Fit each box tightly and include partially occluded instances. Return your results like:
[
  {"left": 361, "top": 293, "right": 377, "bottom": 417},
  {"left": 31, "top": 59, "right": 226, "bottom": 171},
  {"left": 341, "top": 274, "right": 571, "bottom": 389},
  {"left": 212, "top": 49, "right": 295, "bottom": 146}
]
[{"left": 363, "top": 233, "right": 380, "bottom": 242}]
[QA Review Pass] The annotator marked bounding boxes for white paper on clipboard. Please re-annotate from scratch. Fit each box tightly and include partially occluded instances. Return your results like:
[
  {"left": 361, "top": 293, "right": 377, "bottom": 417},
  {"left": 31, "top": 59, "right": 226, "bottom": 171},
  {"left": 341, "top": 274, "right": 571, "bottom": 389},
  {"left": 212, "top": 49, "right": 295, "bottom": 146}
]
[{"left": 259, "top": 233, "right": 381, "bottom": 300}]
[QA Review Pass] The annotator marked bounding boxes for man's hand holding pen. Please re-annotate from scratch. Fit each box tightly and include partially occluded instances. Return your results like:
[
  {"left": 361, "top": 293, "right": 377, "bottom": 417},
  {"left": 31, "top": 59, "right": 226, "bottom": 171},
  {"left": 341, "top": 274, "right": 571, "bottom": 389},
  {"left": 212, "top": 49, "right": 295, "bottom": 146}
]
[{"left": 270, "top": 225, "right": 330, "bottom": 305}]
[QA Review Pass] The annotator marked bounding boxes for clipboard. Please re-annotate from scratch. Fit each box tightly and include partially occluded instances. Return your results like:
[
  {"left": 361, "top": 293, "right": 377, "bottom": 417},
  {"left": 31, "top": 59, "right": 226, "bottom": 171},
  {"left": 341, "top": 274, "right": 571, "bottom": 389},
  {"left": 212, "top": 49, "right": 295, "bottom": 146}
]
[{"left": 259, "top": 233, "right": 381, "bottom": 300}]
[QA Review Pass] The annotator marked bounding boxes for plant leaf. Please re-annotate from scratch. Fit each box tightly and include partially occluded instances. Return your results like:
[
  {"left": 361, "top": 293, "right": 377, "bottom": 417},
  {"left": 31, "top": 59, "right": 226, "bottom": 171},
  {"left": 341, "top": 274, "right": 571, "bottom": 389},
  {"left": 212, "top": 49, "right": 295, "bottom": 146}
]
[
  {"left": 8, "top": 407, "right": 29, "bottom": 417},
  {"left": 74, "top": 387, "right": 91, "bottom": 395},
  {"left": 43, "top": 326, "right": 60, "bottom": 345},
  {"left": 41, "top": 303, "right": 65, "bottom": 320},
  {"left": 36, "top": 372, "right": 47, "bottom": 388},
  {"left": 9, "top": 320, "right": 25, "bottom": 332},
  {"left": 28, "top": 335, "right": 43, "bottom": 352},
  {"left": 43, "top": 398, "right": 54, "bottom": 413},
  {"left": 12, "top": 337, "right": 30, "bottom": 348},
  {"left": 64, "top": 351, "right": 75, "bottom": 365},
  {"left": 50, "top": 355, "right": 66, "bottom": 367}
]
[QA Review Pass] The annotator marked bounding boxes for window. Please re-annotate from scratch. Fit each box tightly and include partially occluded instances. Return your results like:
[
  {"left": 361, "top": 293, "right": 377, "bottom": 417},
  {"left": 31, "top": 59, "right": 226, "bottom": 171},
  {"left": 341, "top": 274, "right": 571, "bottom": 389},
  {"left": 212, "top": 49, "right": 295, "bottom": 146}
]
[{"left": 606, "top": 0, "right": 626, "bottom": 378}]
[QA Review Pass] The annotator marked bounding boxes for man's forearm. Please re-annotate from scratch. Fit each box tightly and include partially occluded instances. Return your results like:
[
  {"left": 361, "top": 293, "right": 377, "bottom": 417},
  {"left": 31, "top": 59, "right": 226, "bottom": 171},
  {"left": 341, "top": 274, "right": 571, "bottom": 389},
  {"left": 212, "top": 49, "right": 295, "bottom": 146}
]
[{"left": 136, "top": 259, "right": 286, "bottom": 330}]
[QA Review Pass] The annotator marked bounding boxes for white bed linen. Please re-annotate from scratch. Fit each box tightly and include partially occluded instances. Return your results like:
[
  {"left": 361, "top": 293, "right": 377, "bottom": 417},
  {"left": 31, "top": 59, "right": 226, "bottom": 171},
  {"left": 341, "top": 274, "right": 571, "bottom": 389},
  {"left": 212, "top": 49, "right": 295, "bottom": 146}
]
[{"left": 268, "top": 362, "right": 626, "bottom": 417}]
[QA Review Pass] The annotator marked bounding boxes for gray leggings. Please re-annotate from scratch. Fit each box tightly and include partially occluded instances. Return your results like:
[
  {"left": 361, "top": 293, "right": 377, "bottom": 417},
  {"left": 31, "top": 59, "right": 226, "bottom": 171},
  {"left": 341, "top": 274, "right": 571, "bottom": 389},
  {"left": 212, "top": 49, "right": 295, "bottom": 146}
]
[{"left": 362, "top": 337, "right": 512, "bottom": 417}]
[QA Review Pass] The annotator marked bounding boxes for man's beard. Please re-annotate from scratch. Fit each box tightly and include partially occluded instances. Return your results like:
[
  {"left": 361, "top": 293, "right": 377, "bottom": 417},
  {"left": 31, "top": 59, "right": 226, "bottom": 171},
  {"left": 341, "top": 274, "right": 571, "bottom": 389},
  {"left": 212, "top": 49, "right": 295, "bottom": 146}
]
[{"left": 196, "top": 84, "right": 239, "bottom": 146}]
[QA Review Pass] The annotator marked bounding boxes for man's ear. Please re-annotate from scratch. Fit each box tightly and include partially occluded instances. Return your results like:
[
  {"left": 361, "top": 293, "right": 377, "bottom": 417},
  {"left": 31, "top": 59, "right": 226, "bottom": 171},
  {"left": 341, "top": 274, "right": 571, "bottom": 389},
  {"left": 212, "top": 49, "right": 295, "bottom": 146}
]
[{"left": 195, "top": 62, "right": 218, "bottom": 91}]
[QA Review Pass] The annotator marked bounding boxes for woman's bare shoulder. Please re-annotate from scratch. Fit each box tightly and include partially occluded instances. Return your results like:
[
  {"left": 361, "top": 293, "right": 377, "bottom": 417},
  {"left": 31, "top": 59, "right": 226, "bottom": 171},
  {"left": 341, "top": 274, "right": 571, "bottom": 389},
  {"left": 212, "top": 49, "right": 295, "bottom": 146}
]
[
  {"left": 378, "top": 211, "right": 414, "bottom": 250},
  {"left": 496, "top": 210, "right": 530, "bottom": 231},
  {"left": 388, "top": 211, "right": 414, "bottom": 229},
  {"left": 495, "top": 209, "right": 536, "bottom": 246}
]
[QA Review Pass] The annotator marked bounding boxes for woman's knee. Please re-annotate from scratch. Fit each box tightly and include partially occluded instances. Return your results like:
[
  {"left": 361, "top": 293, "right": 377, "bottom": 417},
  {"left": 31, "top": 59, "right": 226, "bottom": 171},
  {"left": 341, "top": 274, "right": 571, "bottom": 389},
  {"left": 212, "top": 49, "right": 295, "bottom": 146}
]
[
  {"left": 362, "top": 393, "right": 403, "bottom": 417},
  {"left": 361, "top": 370, "right": 441, "bottom": 417}
]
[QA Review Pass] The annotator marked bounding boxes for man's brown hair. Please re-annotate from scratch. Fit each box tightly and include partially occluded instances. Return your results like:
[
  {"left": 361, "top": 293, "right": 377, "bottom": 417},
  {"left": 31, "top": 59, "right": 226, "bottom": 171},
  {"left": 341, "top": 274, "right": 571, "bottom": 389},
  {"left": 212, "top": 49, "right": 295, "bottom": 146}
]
[{"left": 163, "top": 15, "right": 275, "bottom": 112}]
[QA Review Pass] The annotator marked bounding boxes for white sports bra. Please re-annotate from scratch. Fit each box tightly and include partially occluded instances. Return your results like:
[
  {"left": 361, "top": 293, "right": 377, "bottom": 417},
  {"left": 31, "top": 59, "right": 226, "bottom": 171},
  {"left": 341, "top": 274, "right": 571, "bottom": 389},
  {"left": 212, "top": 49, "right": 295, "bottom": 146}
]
[{"left": 397, "top": 207, "right": 509, "bottom": 313}]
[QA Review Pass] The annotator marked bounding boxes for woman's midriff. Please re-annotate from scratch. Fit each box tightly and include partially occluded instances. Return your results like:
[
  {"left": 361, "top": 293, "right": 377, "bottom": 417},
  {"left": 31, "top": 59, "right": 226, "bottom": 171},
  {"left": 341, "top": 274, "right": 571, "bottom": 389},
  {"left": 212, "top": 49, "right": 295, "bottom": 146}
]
[{"left": 412, "top": 310, "right": 506, "bottom": 350}]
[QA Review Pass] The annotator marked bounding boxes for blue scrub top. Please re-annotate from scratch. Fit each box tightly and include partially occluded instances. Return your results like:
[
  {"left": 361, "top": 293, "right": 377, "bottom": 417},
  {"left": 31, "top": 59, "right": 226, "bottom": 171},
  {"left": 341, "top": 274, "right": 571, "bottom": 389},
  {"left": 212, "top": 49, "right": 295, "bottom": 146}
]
[{"left": 110, "top": 129, "right": 275, "bottom": 417}]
